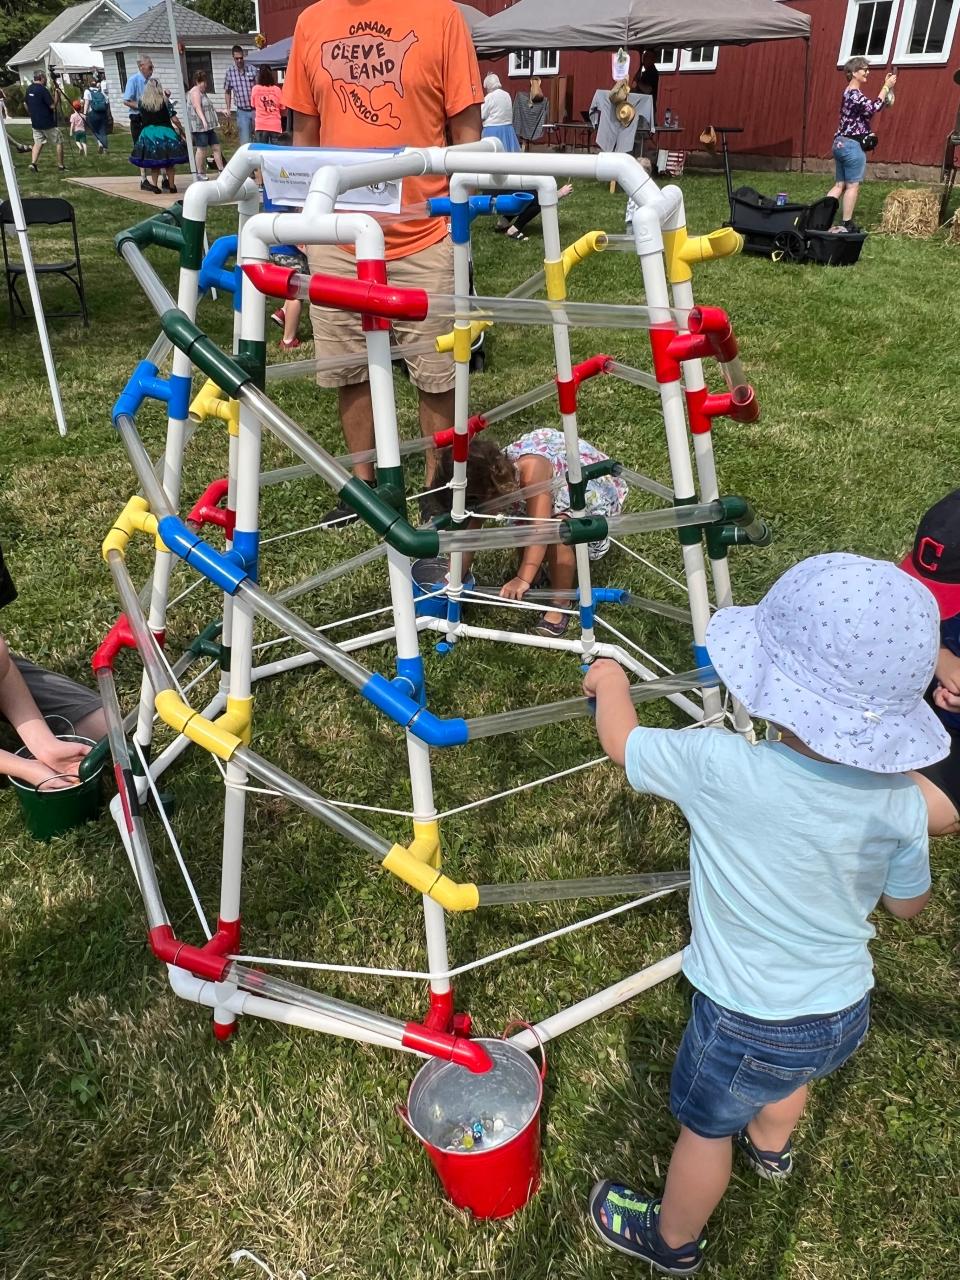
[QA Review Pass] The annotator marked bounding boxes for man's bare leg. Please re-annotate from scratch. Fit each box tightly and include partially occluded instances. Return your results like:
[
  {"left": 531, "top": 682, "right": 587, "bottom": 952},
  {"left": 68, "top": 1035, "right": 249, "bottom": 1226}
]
[
  {"left": 338, "top": 381, "right": 375, "bottom": 482},
  {"left": 418, "top": 387, "right": 454, "bottom": 486}
]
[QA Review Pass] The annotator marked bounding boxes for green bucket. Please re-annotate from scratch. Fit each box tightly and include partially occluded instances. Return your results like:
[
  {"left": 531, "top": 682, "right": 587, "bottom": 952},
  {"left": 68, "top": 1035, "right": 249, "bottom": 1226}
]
[{"left": 11, "top": 734, "right": 105, "bottom": 841}]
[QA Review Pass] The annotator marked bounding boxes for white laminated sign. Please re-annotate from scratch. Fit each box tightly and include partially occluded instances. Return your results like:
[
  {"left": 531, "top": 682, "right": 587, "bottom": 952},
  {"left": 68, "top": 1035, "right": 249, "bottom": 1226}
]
[{"left": 259, "top": 146, "right": 405, "bottom": 212}]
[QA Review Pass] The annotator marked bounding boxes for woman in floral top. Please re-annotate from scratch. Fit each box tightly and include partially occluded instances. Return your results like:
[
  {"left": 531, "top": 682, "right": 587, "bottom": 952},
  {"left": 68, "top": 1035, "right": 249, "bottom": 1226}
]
[{"left": 827, "top": 57, "right": 897, "bottom": 233}]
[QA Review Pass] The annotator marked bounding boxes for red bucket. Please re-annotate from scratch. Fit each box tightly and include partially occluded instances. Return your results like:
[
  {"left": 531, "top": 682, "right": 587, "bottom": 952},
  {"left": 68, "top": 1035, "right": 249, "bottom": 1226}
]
[{"left": 401, "top": 1025, "right": 546, "bottom": 1219}]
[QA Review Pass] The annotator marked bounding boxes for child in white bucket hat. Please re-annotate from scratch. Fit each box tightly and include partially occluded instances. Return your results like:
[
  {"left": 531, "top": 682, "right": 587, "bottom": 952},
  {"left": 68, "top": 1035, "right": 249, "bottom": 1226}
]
[{"left": 583, "top": 553, "right": 946, "bottom": 1275}]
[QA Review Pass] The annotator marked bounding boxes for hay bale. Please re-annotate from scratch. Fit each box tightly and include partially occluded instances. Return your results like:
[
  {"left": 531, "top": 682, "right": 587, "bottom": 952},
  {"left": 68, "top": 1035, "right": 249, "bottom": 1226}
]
[
  {"left": 879, "top": 187, "right": 941, "bottom": 237},
  {"left": 948, "top": 208, "right": 960, "bottom": 246}
]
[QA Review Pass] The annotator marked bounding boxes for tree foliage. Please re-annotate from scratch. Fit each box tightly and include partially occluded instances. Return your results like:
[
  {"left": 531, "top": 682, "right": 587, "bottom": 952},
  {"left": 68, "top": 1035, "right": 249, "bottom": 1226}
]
[
  {"left": 0, "top": 0, "right": 65, "bottom": 85},
  {"left": 183, "top": 0, "right": 253, "bottom": 36}
]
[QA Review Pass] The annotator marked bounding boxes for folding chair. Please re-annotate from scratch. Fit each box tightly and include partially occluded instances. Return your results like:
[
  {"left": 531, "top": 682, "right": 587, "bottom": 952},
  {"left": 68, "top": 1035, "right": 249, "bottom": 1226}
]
[{"left": 1, "top": 197, "right": 89, "bottom": 327}]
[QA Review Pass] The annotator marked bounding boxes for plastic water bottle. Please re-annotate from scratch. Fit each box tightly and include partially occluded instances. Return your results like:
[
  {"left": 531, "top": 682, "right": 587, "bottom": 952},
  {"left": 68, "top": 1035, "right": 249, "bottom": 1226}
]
[{"left": 775, "top": 192, "right": 788, "bottom": 207}]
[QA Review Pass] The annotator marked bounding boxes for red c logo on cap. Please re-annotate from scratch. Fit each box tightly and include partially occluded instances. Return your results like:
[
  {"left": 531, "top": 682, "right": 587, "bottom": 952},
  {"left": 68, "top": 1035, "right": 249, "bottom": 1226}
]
[{"left": 917, "top": 536, "right": 945, "bottom": 573}]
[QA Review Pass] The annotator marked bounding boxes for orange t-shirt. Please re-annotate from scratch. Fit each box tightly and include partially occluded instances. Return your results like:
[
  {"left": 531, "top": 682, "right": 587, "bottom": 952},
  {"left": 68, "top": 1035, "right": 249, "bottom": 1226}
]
[{"left": 281, "top": 0, "right": 482, "bottom": 259}]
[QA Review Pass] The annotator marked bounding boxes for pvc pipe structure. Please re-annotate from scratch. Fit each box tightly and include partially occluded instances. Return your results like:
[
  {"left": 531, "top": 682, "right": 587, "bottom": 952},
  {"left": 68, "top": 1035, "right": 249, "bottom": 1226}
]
[
  {"left": 464, "top": 666, "right": 714, "bottom": 741},
  {"left": 0, "top": 113, "right": 67, "bottom": 435},
  {"left": 477, "top": 872, "right": 689, "bottom": 907},
  {"left": 510, "top": 951, "right": 685, "bottom": 1050}
]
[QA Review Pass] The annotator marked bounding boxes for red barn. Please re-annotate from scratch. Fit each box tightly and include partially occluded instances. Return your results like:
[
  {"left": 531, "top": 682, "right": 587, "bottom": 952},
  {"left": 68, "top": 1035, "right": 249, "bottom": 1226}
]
[{"left": 257, "top": 0, "right": 960, "bottom": 175}]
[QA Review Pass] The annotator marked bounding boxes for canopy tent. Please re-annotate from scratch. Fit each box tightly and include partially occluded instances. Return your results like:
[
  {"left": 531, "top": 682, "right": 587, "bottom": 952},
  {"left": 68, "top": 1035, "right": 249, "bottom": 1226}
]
[
  {"left": 248, "top": 4, "right": 486, "bottom": 67},
  {"left": 47, "top": 41, "right": 104, "bottom": 73},
  {"left": 472, "top": 0, "right": 810, "bottom": 56}
]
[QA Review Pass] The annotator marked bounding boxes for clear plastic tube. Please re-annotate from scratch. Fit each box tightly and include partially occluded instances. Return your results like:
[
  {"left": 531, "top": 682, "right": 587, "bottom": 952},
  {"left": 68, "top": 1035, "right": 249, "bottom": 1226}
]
[
  {"left": 238, "top": 581, "right": 372, "bottom": 690},
  {"left": 233, "top": 745, "right": 391, "bottom": 858},
  {"left": 465, "top": 666, "right": 714, "bottom": 740},
  {"left": 480, "top": 380, "right": 557, "bottom": 425},
  {"left": 424, "top": 294, "right": 689, "bottom": 332},
  {"left": 115, "top": 414, "right": 175, "bottom": 518},
  {"left": 276, "top": 544, "right": 386, "bottom": 603},
  {"left": 605, "top": 360, "right": 661, "bottom": 393},
  {"left": 119, "top": 241, "right": 177, "bottom": 318},
  {"left": 616, "top": 467, "right": 674, "bottom": 501},
  {"left": 438, "top": 502, "right": 724, "bottom": 553},
  {"left": 264, "top": 339, "right": 437, "bottom": 382},
  {"left": 229, "top": 962, "right": 406, "bottom": 1039},
  {"left": 240, "top": 384, "right": 352, "bottom": 494},
  {"left": 145, "top": 331, "right": 173, "bottom": 368},
  {"left": 477, "top": 871, "right": 689, "bottom": 906},
  {"left": 106, "top": 551, "right": 172, "bottom": 694}
]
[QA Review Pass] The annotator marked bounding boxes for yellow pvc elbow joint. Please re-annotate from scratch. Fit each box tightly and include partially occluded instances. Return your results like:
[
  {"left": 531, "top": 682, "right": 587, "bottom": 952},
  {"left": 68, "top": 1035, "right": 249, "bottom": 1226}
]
[
  {"left": 189, "top": 378, "right": 240, "bottom": 436},
  {"left": 663, "top": 225, "right": 744, "bottom": 284},
  {"left": 381, "top": 845, "right": 479, "bottom": 912},
  {"left": 155, "top": 689, "right": 242, "bottom": 762},
  {"left": 560, "top": 230, "right": 608, "bottom": 279},
  {"left": 436, "top": 320, "right": 491, "bottom": 354},
  {"left": 102, "top": 496, "right": 159, "bottom": 560}
]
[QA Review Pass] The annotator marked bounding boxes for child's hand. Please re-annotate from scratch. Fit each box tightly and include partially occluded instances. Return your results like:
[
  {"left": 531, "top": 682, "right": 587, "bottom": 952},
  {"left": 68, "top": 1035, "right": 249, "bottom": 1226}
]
[
  {"left": 933, "top": 684, "right": 960, "bottom": 713},
  {"left": 501, "top": 576, "right": 531, "bottom": 601},
  {"left": 33, "top": 736, "right": 90, "bottom": 779},
  {"left": 582, "top": 658, "right": 630, "bottom": 698},
  {"left": 16, "top": 757, "right": 78, "bottom": 790},
  {"left": 934, "top": 647, "right": 960, "bottom": 697}
]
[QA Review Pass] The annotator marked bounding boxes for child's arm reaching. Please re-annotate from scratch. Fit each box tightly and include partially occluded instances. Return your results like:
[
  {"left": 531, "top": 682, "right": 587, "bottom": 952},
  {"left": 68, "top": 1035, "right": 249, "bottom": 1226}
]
[
  {"left": 582, "top": 658, "right": 638, "bottom": 766},
  {"left": 501, "top": 470, "right": 552, "bottom": 601},
  {"left": 932, "top": 645, "right": 960, "bottom": 712}
]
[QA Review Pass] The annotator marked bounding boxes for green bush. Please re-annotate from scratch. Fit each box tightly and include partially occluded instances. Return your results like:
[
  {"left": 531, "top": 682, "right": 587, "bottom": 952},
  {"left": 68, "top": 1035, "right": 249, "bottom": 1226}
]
[{"left": 2, "top": 82, "right": 26, "bottom": 116}]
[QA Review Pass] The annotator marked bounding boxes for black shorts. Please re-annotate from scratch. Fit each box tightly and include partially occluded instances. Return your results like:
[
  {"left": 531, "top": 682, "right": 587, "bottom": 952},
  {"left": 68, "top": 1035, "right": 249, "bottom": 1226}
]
[{"left": 917, "top": 724, "right": 960, "bottom": 813}]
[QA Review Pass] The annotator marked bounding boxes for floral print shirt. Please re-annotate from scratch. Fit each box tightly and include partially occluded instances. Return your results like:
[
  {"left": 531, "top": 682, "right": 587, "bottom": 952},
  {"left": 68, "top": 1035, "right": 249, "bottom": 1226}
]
[{"left": 835, "top": 86, "right": 885, "bottom": 140}]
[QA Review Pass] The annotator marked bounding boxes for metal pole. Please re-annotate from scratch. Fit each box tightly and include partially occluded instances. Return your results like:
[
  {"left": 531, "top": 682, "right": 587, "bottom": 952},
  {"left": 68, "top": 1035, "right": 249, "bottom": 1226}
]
[
  {"left": 0, "top": 113, "right": 68, "bottom": 435},
  {"left": 800, "top": 37, "right": 810, "bottom": 175},
  {"left": 163, "top": 0, "right": 198, "bottom": 181}
]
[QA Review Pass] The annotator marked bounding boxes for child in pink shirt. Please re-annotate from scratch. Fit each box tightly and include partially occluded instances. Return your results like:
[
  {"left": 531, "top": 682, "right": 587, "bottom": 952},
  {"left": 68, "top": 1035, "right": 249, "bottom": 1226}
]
[
  {"left": 251, "top": 66, "right": 283, "bottom": 141},
  {"left": 69, "top": 102, "right": 87, "bottom": 156}
]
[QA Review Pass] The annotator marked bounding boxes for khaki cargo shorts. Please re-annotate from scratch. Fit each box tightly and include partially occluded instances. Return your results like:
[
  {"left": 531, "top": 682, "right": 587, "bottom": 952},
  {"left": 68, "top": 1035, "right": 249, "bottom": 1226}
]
[
  {"left": 32, "top": 127, "right": 62, "bottom": 147},
  {"left": 307, "top": 236, "right": 455, "bottom": 393}
]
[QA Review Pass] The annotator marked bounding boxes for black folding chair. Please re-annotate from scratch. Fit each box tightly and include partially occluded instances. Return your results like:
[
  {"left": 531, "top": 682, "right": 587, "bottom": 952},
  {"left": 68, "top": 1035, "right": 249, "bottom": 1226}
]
[{"left": 1, "top": 197, "right": 88, "bottom": 327}]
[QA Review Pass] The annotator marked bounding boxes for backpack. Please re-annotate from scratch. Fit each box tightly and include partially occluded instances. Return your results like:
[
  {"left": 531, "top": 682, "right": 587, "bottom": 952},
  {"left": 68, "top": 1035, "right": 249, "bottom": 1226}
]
[{"left": 89, "top": 86, "right": 107, "bottom": 112}]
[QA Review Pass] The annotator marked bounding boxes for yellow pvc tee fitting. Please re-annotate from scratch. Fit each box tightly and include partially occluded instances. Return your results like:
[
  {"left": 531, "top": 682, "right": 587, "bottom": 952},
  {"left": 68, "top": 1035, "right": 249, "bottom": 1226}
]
[
  {"left": 663, "top": 225, "right": 744, "bottom": 284},
  {"left": 155, "top": 689, "right": 243, "bottom": 761},
  {"left": 102, "top": 496, "right": 159, "bottom": 560},
  {"left": 436, "top": 320, "right": 490, "bottom": 354},
  {"left": 189, "top": 378, "right": 240, "bottom": 436}
]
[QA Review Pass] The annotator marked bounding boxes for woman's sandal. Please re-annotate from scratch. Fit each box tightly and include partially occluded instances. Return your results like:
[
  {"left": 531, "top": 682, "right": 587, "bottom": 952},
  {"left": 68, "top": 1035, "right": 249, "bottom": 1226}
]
[
  {"left": 535, "top": 612, "right": 570, "bottom": 638},
  {"left": 505, "top": 228, "right": 528, "bottom": 241}
]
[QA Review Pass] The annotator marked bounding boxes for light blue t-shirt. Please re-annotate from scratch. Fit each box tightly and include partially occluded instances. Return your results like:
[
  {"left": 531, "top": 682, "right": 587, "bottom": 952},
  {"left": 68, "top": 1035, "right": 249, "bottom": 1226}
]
[
  {"left": 123, "top": 72, "right": 148, "bottom": 115},
  {"left": 625, "top": 728, "right": 930, "bottom": 1019}
]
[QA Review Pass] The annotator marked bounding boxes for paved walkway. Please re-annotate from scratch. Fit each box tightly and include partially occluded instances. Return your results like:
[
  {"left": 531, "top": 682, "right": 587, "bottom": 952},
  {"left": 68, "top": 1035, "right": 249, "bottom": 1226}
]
[{"left": 66, "top": 174, "right": 199, "bottom": 209}]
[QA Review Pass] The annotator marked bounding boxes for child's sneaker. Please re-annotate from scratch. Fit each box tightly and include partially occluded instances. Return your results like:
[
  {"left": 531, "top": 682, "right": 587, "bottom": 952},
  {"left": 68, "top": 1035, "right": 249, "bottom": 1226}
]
[
  {"left": 735, "top": 1129, "right": 793, "bottom": 1181},
  {"left": 588, "top": 1181, "right": 706, "bottom": 1275}
]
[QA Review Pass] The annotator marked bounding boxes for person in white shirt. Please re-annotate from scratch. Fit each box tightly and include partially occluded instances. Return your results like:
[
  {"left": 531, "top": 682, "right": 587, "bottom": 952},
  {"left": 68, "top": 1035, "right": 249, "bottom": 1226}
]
[{"left": 481, "top": 73, "right": 520, "bottom": 152}]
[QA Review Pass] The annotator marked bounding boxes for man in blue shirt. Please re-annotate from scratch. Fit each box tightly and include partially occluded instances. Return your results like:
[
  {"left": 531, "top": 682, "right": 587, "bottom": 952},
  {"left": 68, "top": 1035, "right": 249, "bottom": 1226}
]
[
  {"left": 24, "top": 72, "right": 64, "bottom": 173},
  {"left": 123, "top": 54, "right": 154, "bottom": 188},
  {"left": 223, "top": 44, "right": 256, "bottom": 145}
]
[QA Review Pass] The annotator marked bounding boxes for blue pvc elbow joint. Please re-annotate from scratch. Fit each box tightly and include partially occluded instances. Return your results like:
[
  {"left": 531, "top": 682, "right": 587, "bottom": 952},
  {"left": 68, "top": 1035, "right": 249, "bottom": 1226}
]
[
  {"left": 408, "top": 708, "right": 469, "bottom": 748},
  {"left": 593, "top": 586, "right": 629, "bottom": 605},
  {"left": 158, "top": 515, "right": 250, "bottom": 595}
]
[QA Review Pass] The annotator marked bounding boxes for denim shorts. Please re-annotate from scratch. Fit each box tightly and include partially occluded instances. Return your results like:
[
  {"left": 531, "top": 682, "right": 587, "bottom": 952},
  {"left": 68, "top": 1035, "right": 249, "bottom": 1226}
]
[
  {"left": 670, "top": 990, "right": 871, "bottom": 1139},
  {"left": 833, "top": 136, "right": 867, "bottom": 184},
  {"left": 193, "top": 129, "right": 218, "bottom": 148}
]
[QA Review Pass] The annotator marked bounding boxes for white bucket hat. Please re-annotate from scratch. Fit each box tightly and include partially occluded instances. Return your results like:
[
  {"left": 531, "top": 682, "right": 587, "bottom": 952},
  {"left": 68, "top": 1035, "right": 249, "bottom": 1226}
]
[{"left": 706, "top": 552, "right": 949, "bottom": 772}]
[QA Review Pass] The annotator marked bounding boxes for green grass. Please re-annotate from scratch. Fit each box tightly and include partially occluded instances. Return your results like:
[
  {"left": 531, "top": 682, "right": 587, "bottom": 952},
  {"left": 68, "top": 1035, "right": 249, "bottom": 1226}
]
[{"left": 1, "top": 131, "right": 958, "bottom": 1279}]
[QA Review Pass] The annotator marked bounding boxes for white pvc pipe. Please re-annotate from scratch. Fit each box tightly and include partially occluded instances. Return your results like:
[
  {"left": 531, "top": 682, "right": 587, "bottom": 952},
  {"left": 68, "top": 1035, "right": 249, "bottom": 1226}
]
[
  {"left": 509, "top": 951, "right": 684, "bottom": 1049},
  {"left": 0, "top": 114, "right": 67, "bottom": 435}
]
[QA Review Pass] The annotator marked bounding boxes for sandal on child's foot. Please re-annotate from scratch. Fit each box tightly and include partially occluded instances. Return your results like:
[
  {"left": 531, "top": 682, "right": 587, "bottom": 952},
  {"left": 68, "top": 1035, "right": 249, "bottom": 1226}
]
[
  {"left": 535, "top": 612, "right": 570, "bottom": 638},
  {"left": 588, "top": 1182, "right": 706, "bottom": 1275},
  {"left": 735, "top": 1129, "right": 794, "bottom": 1182}
]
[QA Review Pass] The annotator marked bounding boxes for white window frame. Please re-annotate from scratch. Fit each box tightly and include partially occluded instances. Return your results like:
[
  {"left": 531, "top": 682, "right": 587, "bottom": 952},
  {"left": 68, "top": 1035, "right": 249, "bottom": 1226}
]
[
  {"left": 507, "top": 49, "right": 559, "bottom": 77},
  {"left": 838, "top": 0, "right": 901, "bottom": 65},
  {"left": 653, "top": 48, "right": 678, "bottom": 72},
  {"left": 893, "top": 0, "right": 960, "bottom": 63},
  {"left": 679, "top": 45, "right": 719, "bottom": 72}
]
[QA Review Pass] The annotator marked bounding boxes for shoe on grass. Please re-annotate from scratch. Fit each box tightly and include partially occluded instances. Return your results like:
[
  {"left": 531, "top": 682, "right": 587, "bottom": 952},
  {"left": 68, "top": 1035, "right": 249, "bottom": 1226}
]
[
  {"left": 29, "top": 163, "right": 39, "bottom": 173},
  {"left": 589, "top": 1181, "right": 706, "bottom": 1275},
  {"left": 279, "top": 336, "right": 301, "bottom": 350},
  {"left": 735, "top": 1129, "right": 793, "bottom": 1182}
]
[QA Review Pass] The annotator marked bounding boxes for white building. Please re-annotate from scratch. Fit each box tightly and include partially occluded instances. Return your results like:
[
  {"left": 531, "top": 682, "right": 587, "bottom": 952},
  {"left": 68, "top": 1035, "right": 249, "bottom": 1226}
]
[
  {"left": 7, "top": 0, "right": 130, "bottom": 84},
  {"left": 94, "top": 1, "right": 244, "bottom": 115}
]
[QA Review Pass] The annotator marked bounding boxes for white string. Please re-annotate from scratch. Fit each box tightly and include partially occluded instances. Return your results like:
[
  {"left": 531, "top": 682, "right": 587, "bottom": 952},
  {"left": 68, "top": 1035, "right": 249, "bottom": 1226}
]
[
  {"left": 436, "top": 755, "right": 607, "bottom": 819},
  {"left": 134, "top": 740, "right": 212, "bottom": 940},
  {"left": 610, "top": 538, "right": 690, "bottom": 596},
  {"left": 228, "top": 885, "right": 681, "bottom": 981},
  {"left": 593, "top": 614, "right": 675, "bottom": 676}
]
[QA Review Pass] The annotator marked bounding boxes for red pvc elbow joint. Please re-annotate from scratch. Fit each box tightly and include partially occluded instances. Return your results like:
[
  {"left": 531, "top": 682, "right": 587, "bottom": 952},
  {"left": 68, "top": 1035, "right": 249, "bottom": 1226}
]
[
  {"left": 687, "top": 306, "right": 739, "bottom": 363},
  {"left": 402, "top": 1022, "right": 493, "bottom": 1073},
  {"left": 556, "top": 353, "right": 611, "bottom": 415},
  {"left": 241, "top": 261, "right": 300, "bottom": 300},
  {"left": 685, "top": 385, "right": 759, "bottom": 434}
]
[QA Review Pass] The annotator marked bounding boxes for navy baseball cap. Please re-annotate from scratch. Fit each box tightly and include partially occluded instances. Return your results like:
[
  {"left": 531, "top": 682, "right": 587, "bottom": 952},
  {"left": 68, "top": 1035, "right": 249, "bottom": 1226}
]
[{"left": 900, "top": 489, "right": 960, "bottom": 619}]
